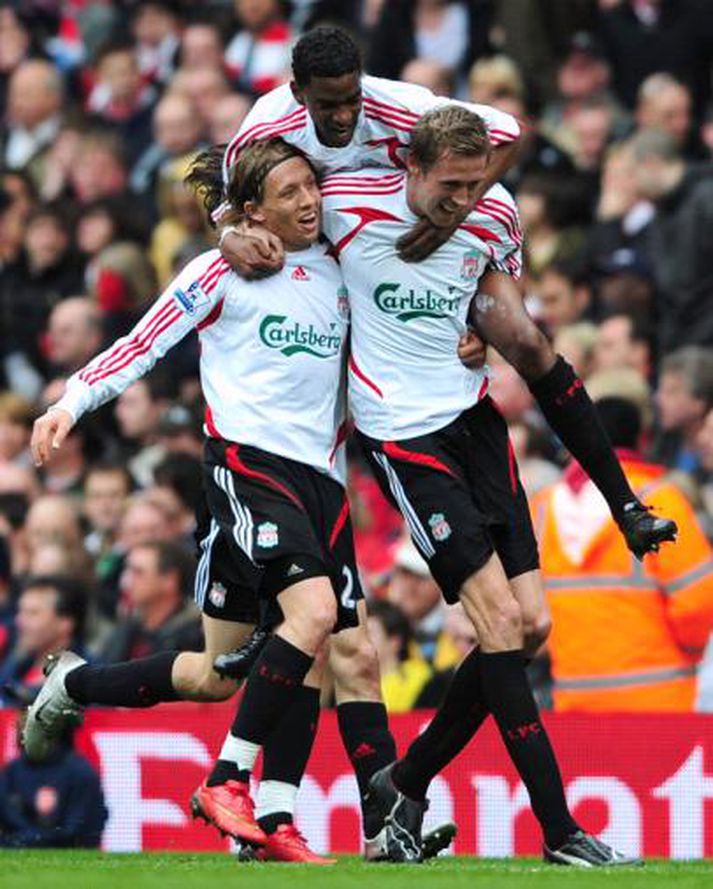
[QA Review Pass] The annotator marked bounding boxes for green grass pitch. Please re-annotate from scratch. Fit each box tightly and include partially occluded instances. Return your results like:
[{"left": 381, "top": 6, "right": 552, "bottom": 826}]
[{"left": 1, "top": 852, "right": 711, "bottom": 889}]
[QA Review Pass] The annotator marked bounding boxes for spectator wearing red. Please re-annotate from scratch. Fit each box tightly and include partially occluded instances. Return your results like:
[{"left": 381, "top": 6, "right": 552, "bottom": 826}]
[{"left": 225, "top": 0, "right": 292, "bottom": 97}]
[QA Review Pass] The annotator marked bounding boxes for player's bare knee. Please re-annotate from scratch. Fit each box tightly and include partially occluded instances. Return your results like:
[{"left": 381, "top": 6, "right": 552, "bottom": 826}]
[
  {"left": 523, "top": 611, "right": 551, "bottom": 655},
  {"left": 201, "top": 674, "right": 236, "bottom": 702},
  {"left": 334, "top": 633, "right": 380, "bottom": 697},
  {"left": 284, "top": 598, "right": 337, "bottom": 651},
  {"left": 486, "top": 597, "right": 523, "bottom": 650},
  {"left": 189, "top": 664, "right": 236, "bottom": 702},
  {"left": 510, "top": 326, "right": 551, "bottom": 381},
  {"left": 312, "top": 596, "right": 338, "bottom": 636}
]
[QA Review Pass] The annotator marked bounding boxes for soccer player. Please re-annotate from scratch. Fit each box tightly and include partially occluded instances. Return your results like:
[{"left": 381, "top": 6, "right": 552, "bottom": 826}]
[
  {"left": 23, "top": 139, "right": 403, "bottom": 864},
  {"left": 317, "top": 105, "right": 668, "bottom": 866},
  {"left": 218, "top": 25, "right": 521, "bottom": 276}
]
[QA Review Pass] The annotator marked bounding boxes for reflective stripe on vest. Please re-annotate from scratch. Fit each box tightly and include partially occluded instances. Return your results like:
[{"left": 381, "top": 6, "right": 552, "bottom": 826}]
[
  {"left": 544, "top": 554, "right": 659, "bottom": 593},
  {"left": 554, "top": 664, "right": 697, "bottom": 692},
  {"left": 664, "top": 558, "right": 713, "bottom": 595}
]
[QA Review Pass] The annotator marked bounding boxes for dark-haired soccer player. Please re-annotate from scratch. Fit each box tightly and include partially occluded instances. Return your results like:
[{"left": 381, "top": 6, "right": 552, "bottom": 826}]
[{"left": 218, "top": 25, "right": 521, "bottom": 275}]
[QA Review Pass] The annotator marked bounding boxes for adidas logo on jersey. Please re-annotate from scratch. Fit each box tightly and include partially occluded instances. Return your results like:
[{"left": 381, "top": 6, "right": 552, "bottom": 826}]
[
  {"left": 292, "top": 266, "right": 310, "bottom": 281},
  {"left": 287, "top": 563, "right": 305, "bottom": 577}
]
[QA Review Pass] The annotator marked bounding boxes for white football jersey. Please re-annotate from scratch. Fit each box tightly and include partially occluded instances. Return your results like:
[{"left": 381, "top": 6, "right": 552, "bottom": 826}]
[
  {"left": 321, "top": 170, "right": 522, "bottom": 440},
  {"left": 55, "top": 245, "right": 350, "bottom": 482},
  {"left": 222, "top": 74, "right": 520, "bottom": 184}
]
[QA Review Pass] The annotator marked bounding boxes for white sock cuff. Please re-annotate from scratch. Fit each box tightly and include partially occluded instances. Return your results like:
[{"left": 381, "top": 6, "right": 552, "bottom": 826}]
[
  {"left": 256, "top": 780, "right": 298, "bottom": 819},
  {"left": 219, "top": 733, "right": 260, "bottom": 772}
]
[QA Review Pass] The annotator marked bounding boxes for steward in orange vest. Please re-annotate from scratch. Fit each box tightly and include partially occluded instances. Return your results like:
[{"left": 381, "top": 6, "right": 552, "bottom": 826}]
[{"left": 532, "top": 398, "right": 713, "bottom": 711}]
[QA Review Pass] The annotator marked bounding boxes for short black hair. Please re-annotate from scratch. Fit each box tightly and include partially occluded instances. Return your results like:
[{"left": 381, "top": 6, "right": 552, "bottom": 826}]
[
  {"left": 292, "top": 26, "right": 362, "bottom": 88},
  {"left": 85, "top": 459, "right": 134, "bottom": 492},
  {"left": 21, "top": 575, "right": 88, "bottom": 643},
  {"left": 599, "top": 309, "right": 653, "bottom": 348},
  {"left": 137, "top": 540, "right": 196, "bottom": 596},
  {"left": 153, "top": 453, "right": 203, "bottom": 513},
  {"left": 368, "top": 599, "right": 412, "bottom": 662},
  {"left": 595, "top": 397, "right": 641, "bottom": 450},
  {"left": 93, "top": 35, "right": 137, "bottom": 67}
]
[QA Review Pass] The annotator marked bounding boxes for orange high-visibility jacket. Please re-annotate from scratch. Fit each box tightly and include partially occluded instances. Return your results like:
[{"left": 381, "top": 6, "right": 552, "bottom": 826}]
[{"left": 532, "top": 454, "right": 713, "bottom": 712}]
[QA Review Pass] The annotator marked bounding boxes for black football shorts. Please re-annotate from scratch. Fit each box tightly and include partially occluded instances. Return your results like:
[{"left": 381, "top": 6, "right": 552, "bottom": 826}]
[{"left": 358, "top": 396, "right": 539, "bottom": 603}]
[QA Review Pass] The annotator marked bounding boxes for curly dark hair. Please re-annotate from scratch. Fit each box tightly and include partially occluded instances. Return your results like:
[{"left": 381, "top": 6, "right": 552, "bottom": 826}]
[{"left": 291, "top": 25, "right": 362, "bottom": 88}]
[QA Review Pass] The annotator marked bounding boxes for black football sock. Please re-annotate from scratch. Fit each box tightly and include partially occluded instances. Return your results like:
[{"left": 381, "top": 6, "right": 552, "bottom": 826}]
[
  {"left": 65, "top": 652, "right": 181, "bottom": 707},
  {"left": 528, "top": 356, "right": 636, "bottom": 519},
  {"left": 337, "top": 701, "right": 397, "bottom": 837},
  {"left": 262, "top": 684, "right": 320, "bottom": 786},
  {"left": 231, "top": 635, "right": 314, "bottom": 745},
  {"left": 479, "top": 650, "right": 578, "bottom": 848},
  {"left": 338, "top": 701, "right": 397, "bottom": 797},
  {"left": 207, "top": 760, "right": 245, "bottom": 786},
  {"left": 258, "top": 812, "right": 292, "bottom": 834},
  {"left": 393, "top": 648, "right": 489, "bottom": 801}
]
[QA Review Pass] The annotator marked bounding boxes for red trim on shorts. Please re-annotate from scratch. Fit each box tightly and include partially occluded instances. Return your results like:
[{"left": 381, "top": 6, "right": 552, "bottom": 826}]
[
  {"left": 204, "top": 405, "right": 221, "bottom": 438},
  {"left": 506, "top": 436, "right": 518, "bottom": 495},
  {"left": 348, "top": 354, "right": 384, "bottom": 398},
  {"left": 329, "top": 498, "right": 350, "bottom": 550},
  {"left": 382, "top": 441, "right": 458, "bottom": 479},
  {"left": 225, "top": 443, "right": 305, "bottom": 511}
]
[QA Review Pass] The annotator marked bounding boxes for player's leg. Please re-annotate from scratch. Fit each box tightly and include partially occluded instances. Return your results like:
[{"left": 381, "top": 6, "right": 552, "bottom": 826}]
[
  {"left": 252, "top": 649, "right": 336, "bottom": 864},
  {"left": 357, "top": 425, "right": 498, "bottom": 860},
  {"left": 470, "top": 270, "right": 676, "bottom": 558},
  {"left": 326, "top": 506, "right": 398, "bottom": 828},
  {"left": 201, "top": 443, "right": 341, "bottom": 846},
  {"left": 329, "top": 603, "right": 398, "bottom": 851},
  {"left": 22, "top": 525, "right": 253, "bottom": 762}
]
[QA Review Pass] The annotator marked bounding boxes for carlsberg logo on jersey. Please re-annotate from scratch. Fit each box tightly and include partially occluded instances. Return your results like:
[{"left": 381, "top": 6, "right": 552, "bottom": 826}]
[
  {"left": 374, "top": 282, "right": 460, "bottom": 322},
  {"left": 259, "top": 314, "right": 342, "bottom": 358}
]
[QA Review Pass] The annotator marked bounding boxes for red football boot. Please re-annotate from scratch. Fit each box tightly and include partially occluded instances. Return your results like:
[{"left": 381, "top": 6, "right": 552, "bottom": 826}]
[
  {"left": 191, "top": 780, "right": 267, "bottom": 846},
  {"left": 258, "top": 824, "right": 337, "bottom": 864}
]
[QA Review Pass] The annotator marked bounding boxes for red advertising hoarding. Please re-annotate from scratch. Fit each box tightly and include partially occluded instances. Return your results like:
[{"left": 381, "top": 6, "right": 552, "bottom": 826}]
[{"left": 1, "top": 706, "right": 711, "bottom": 858}]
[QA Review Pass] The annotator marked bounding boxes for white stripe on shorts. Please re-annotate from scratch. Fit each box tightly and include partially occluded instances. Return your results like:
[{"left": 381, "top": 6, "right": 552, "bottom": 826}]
[
  {"left": 372, "top": 452, "right": 436, "bottom": 558},
  {"left": 213, "top": 466, "right": 256, "bottom": 563},
  {"left": 194, "top": 518, "right": 220, "bottom": 608}
]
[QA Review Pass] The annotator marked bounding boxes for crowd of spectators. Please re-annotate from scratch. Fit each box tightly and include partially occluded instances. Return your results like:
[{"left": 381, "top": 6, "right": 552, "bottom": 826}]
[{"left": 0, "top": 0, "right": 712, "bottom": 737}]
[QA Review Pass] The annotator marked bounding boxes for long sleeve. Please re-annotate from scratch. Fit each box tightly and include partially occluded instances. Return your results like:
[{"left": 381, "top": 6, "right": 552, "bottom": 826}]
[{"left": 55, "top": 252, "right": 230, "bottom": 422}]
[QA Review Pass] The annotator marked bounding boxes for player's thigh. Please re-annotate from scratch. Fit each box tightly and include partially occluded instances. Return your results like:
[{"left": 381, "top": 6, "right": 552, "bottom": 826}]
[
  {"left": 358, "top": 430, "right": 493, "bottom": 604},
  {"left": 201, "top": 613, "right": 254, "bottom": 661}
]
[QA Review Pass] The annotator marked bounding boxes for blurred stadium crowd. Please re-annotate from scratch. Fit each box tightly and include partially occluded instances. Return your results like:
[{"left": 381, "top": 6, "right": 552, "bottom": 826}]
[{"left": 0, "top": 0, "right": 712, "bottom": 725}]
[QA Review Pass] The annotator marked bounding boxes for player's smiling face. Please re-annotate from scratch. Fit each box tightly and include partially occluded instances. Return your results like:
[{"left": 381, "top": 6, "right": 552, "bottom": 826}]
[
  {"left": 245, "top": 156, "right": 321, "bottom": 251},
  {"left": 406, "top": 149, "right": 489, "bottom": 228},
  {"left": 292, "top": 71, "right": 362, "bottom": 148}
]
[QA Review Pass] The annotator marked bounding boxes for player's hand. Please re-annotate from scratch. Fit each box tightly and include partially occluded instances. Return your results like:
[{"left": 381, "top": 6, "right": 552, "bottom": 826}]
[
  {"left": 31, "top": 408, "right": 74, "bottom": 467},
  {"left": 457, "top": 328, "right": 486, "bottom": 369},
  {"left": 397, "top": 218, "right": 459, "bottom": 262},
  {"left": 220, "top": 222, "right": 285, "bottom": 279}
]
